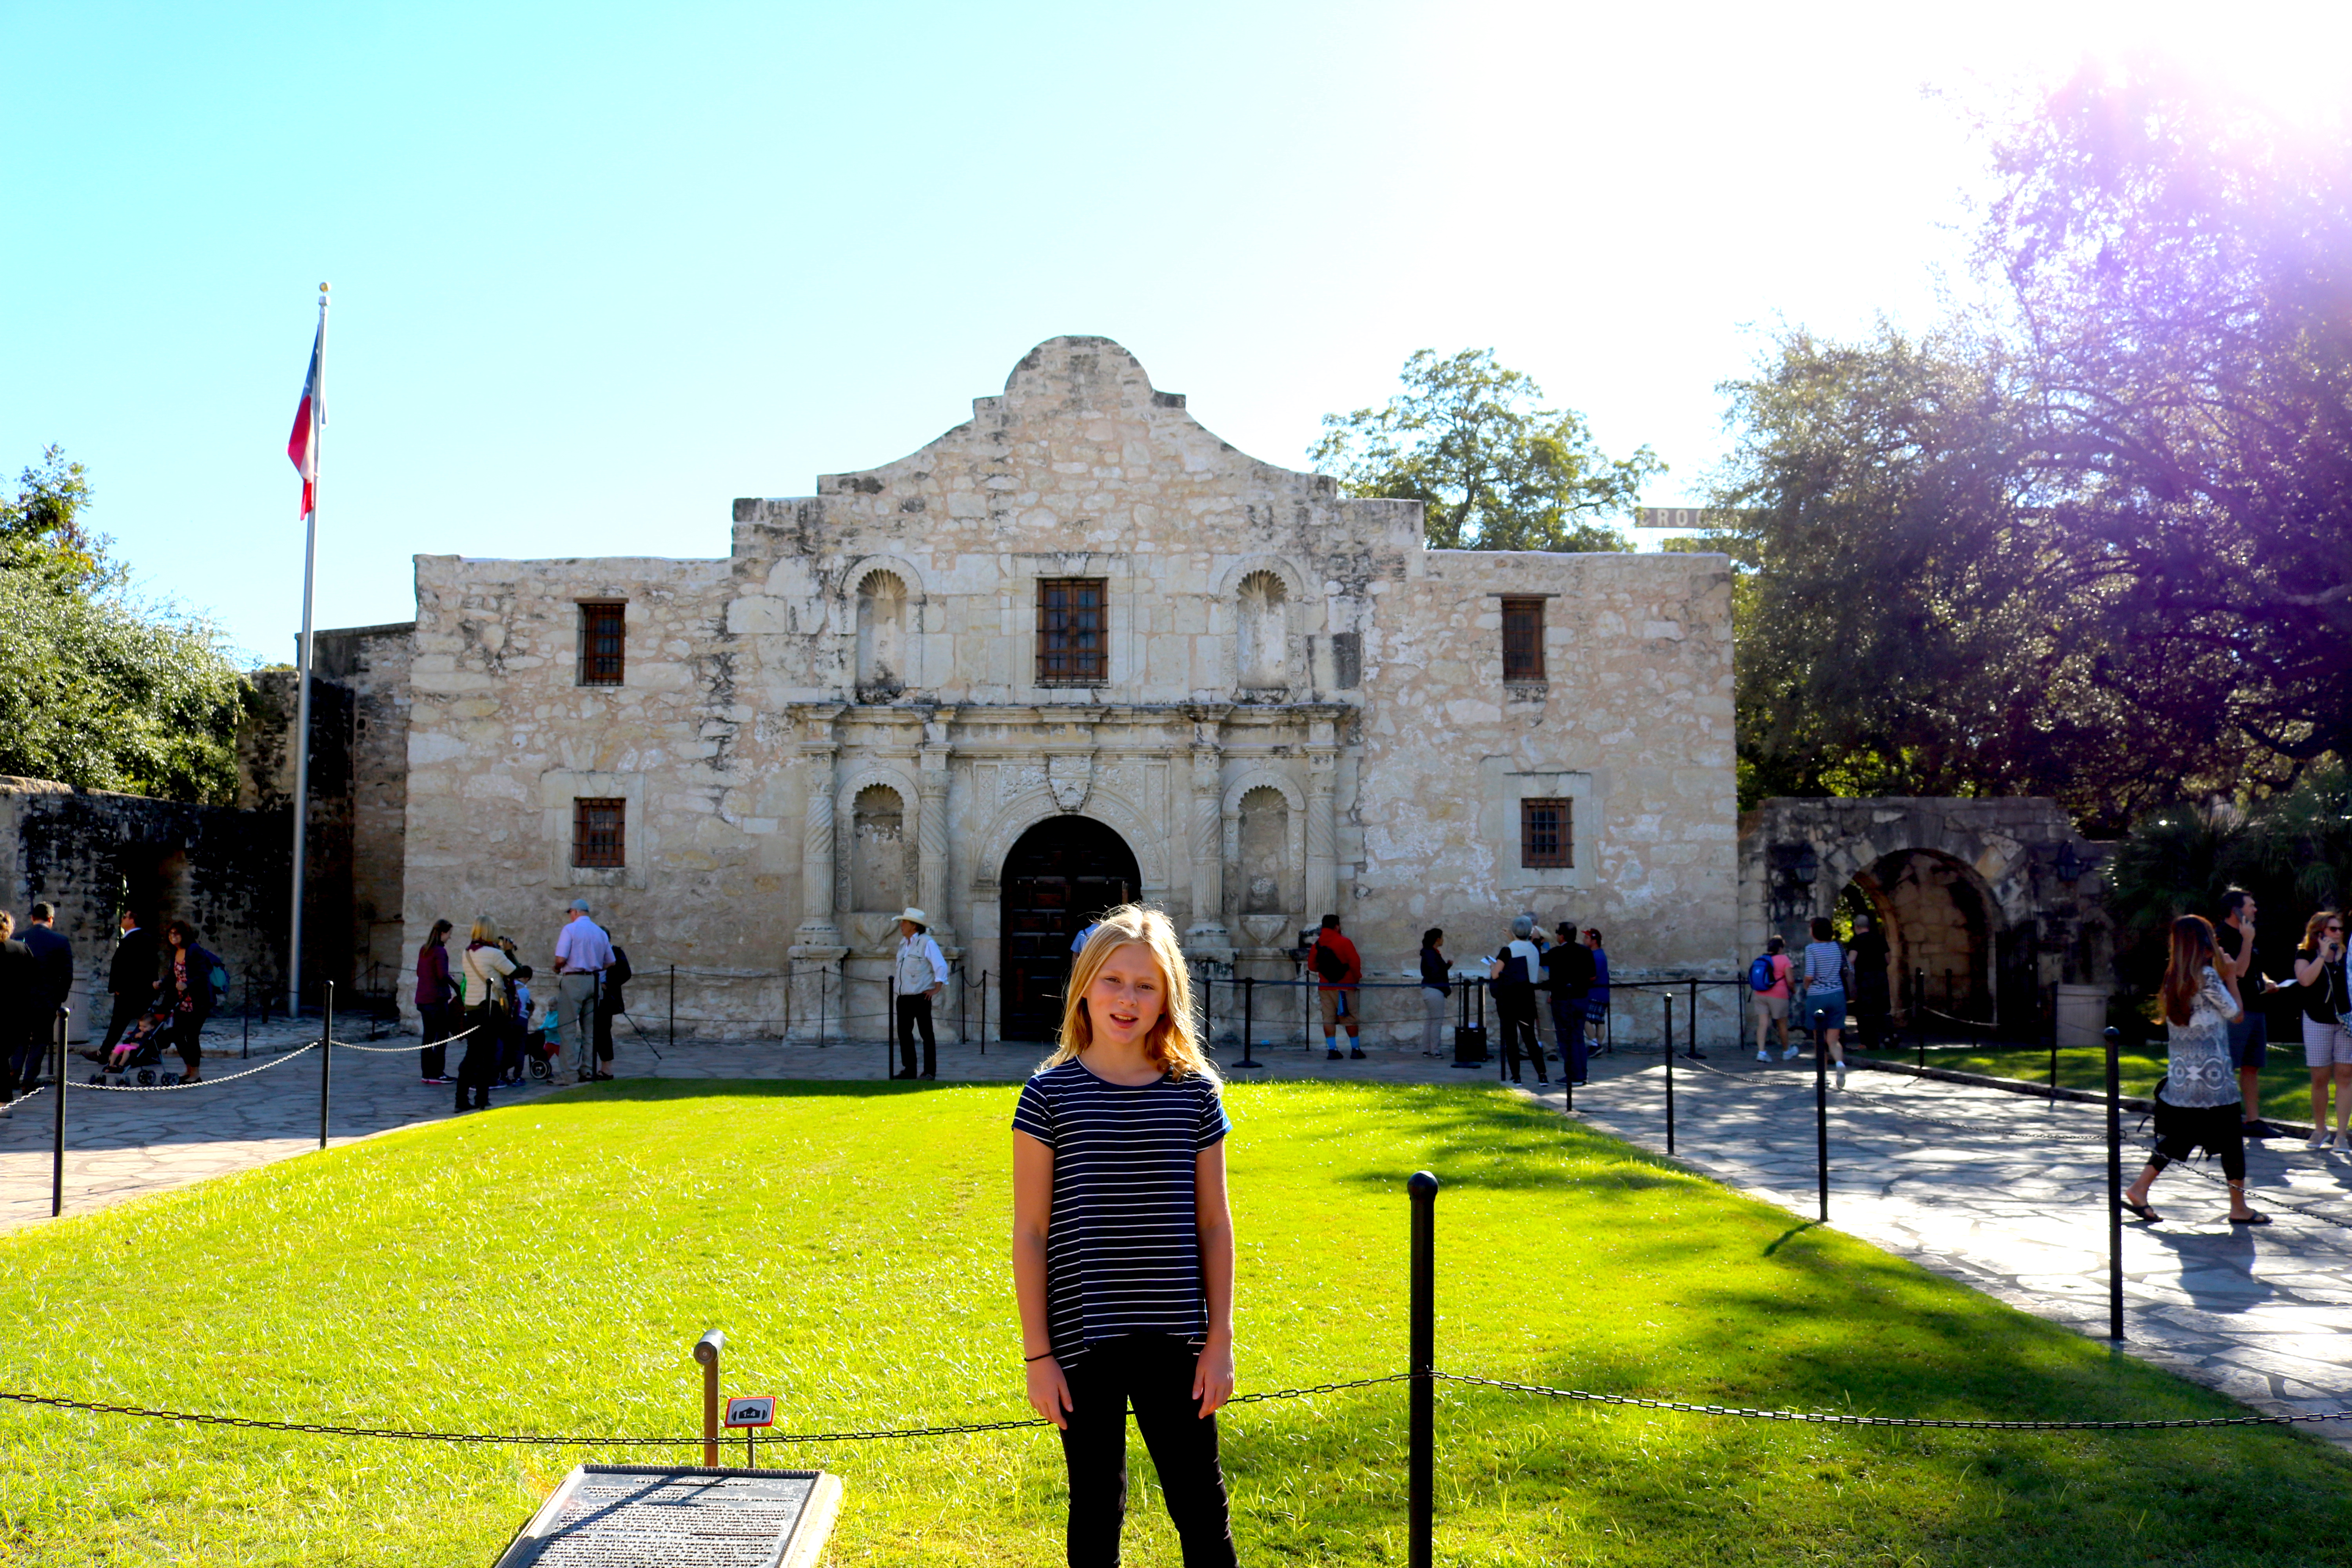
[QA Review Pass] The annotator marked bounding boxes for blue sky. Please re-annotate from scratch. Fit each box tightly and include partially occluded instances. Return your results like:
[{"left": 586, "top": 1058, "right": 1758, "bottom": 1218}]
[{"left": 2, "top": 0, "right": 2338, "bottom": 661}]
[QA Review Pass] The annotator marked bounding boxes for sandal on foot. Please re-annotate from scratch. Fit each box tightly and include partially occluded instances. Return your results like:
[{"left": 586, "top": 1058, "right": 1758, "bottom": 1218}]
[
  {"left": 2230, "top": 1210, "right": 2272, "bottom": 1226},
  {"left": 2118, "top": 1197, "right": 2160, "bottom": 1223}
]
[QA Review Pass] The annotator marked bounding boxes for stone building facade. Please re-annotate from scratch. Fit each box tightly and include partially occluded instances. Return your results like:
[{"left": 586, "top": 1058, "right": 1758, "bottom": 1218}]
[{"left": 396, "top": 338, "right": 1737, "bottom": 1042}]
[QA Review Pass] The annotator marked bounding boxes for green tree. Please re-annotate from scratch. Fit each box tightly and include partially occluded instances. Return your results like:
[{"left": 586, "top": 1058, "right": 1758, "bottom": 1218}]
[
  {"left": 0, "top": 448, "right": 246, "bottom": 803},
  {"left": 1310, "top": 348, "right": 1662, "bottom": 550}
]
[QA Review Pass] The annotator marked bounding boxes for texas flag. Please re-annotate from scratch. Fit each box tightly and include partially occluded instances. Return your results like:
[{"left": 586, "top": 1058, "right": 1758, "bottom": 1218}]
[{"left": 286, "top": 323, "right": 324, "bottom": 517}]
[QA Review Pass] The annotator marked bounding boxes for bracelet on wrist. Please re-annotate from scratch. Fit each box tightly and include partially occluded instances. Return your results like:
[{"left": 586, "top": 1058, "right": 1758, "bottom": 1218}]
[{"left": 1024, "top": 1350, "right": 1053, "bottom": 1363}]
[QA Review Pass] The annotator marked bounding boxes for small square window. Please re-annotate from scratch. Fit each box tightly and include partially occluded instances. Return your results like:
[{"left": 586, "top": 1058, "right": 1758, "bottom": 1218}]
[
  {"left": 573, "top": 798, "right": 626, "bottom": 868},
  {"left": 1521, "top": 798, "right": 1572, "bottom": 869},
  {"left": 579, "top": 603, "right": 626, "bottom": 686},
  {"left": 1037, "top": 578, "right": 1108, "bottom": 686},
  {"left": 1502, "top": 597, "right": 1544, "bottom": 682}
]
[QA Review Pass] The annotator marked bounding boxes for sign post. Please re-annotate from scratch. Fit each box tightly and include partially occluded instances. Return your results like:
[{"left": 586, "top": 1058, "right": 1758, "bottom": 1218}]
[{"left": 726, "top": 1394, "right": 778, "bottom": 1469}]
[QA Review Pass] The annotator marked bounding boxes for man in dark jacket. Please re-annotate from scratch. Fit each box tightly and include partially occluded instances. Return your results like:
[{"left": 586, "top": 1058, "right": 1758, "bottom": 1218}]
[
  {"left": 102, "top": 910, "right": 160, "bottom": 1054},
  {"left": 18, "top": 903, "right": 72, "bottom": 1092},
  {"left": 1542, "top": 920, "right": 1595, "bottom": 1086},
  {"left": 0, "top": 911, "right": 42, "bottom": 1099}
]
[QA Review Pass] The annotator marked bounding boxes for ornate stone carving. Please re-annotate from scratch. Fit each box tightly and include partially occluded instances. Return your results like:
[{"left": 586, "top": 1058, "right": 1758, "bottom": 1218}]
[{"left": 1048, "top": 753, "right": 1094, "bottom": 813}]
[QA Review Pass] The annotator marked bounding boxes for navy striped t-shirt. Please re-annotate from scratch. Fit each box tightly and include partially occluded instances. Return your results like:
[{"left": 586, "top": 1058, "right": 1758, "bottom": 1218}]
[{"left": 1011, "top": 1060, "right": 1231, "bottom": 1363}]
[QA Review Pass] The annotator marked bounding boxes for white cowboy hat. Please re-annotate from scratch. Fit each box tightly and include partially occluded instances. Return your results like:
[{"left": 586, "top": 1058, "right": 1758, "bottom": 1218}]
[{"left": 899, "top": 907, "right": 928, "bottom": 926}]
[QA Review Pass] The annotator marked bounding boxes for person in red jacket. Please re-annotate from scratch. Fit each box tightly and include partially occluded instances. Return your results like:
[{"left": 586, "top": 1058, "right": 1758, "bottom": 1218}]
[{"left": 1309, "top": 914, "right": 1365, "bottom": 1061}]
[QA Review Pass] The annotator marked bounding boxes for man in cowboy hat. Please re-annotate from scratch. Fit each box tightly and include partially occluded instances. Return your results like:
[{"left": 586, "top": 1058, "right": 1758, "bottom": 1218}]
[{"left": 893, "top": 907, "right": 949, "bottom": 1080}]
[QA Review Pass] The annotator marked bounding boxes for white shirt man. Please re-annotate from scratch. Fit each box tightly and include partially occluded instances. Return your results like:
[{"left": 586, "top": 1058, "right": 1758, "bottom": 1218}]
[
  {"left": 553, "top": 901, "right": 615, "bottom": 1084},
  {"left": 893, "top": 907, "right": 949, "bottom": 1080}
]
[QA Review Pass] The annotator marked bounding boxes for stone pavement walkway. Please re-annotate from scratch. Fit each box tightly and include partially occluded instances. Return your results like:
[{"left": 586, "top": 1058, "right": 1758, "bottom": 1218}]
[
  {"left": 6, "top": 1022, "right": 2347, "bottom": 1448},
  {"left": 1531, "top": 1047, "right": 2352, "bottom": 1444}
]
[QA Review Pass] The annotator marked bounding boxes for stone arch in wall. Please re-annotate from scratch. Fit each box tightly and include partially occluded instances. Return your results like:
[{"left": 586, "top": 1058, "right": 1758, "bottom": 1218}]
[
  {"left": 972, "top": 786, "right": 1172, "bottom": 902},
  {"left": 849, "top": 782, "right": 911, "bottom": 916},
  {"left": 1220, "top": 769, "right": 1306, "bottom": 949},
  {"left": 1213, "top": 555, "right": 1312, "bottom": 697},
  {"left": 1744, "top": 797, "right": 2107, "bottom": 1036},
  {"left": 854, "top": 569, "right": 907, "bottom": 701},
  {"left": 997, "top": 815, "right": 1145, "bottom": 1042}
]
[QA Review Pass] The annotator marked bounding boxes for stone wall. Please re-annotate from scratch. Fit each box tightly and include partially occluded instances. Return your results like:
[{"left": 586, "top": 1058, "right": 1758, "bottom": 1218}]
[
  {"left": 398, "top": 338, "right": 1738, "bottom": 1042},
  {"left": 1738, "top": 797, "right": 2112, "bottom": 1032},
  {"left": 0, "top": 777, "right": 290, "bottom": 1039}
]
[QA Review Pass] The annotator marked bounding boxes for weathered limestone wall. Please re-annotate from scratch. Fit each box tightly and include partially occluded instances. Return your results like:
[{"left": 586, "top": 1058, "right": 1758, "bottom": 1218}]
[
  {"left": 0, "top": 777, "right": 290, "bottom": 1038},
  {"left": 1737, "top": 797, "right": 2112, "bottom": 1031},
  {"left": 315, "top": 625, "right": 415, "bottom": 998},
  {"left": 397, "top": 338, "right": 1738, "bottom": 1042}
]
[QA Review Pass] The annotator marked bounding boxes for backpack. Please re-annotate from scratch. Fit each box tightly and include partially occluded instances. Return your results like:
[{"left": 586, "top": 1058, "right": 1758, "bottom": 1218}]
[
  {"left": 1748, "top": 955, "right": 1776, "bottom": 994},
  {"left": 1311, "top": 940, "right": 1349, "bottom": 984}
]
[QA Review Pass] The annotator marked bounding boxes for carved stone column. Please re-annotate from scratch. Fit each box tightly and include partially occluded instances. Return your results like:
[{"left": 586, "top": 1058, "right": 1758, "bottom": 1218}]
[
  {"left": 788, "top": 704, "right": 848, "bottom": 1042},
  {"left": 916, "top": 704, "right": 958, "bottom": 949},
  {"left": 1183, "top": 707, "right": 1233, "bottom": 960},
  {"left": 1305, "top": 731, "right": 1339, "bottom": 923}
]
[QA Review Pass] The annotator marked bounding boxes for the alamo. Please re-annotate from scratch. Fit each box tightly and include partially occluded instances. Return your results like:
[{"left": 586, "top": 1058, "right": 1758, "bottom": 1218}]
[{"left": 387, "top": 336, "right": 1736, "bottom": 1042}]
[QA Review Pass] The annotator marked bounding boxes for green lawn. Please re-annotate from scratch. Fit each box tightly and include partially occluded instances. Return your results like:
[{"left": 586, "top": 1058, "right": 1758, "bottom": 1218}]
[
  {"left": 1860, "top": 1044, "right": 2323, "bottom": 1120},
  {"left": 0, "top": 1080, "right": 2345, "bottom": 1566}
]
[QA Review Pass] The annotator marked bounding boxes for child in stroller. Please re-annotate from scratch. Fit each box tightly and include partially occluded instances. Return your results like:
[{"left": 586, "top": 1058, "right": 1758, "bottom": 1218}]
[{"left": 86, "top": 1005, "right": 174, "bottom": 1086}]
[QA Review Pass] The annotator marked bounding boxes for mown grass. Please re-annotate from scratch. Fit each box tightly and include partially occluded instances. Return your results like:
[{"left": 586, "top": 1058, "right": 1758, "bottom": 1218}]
[
  {"left": 0, "top": 1079, "right": 2345, "bottom": 1566},
  {"left": 1862, "top": 1043, "right": 2321, "bottom": 1118}
]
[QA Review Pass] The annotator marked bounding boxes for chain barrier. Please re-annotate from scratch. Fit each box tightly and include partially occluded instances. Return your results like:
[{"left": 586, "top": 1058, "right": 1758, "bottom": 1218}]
[
  {"left": 74, "top": 1042, "right": 319, "bottom": 1093},
  {"left": 7, "top": 1367, "right": 2334, "bottom": 1445},
  {"left": 0, "top": 1373, "right": 1417, "bottom": 1448},
  {"left": 0, "top": 1085, "right": 44, "bottom": 1109},
  {"left": 328, "top": 1025, "right": 477, "bottom": 1054},
  {"left": 1428, "top": 1372, "right": 2352, "bottom": 1430}
]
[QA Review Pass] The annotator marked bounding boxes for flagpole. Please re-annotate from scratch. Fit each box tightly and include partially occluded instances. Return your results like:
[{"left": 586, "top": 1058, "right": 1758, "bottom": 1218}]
[{"left": 288, "top": 281, "right": 327, "bottom": 1016}]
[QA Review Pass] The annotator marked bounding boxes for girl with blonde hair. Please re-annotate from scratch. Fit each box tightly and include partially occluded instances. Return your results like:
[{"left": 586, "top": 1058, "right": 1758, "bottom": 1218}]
[
  {"left": 1011, "top": 904, "right": 1238, "bottom": 1566},
  {"left": 455, "top": 915, "right": 516, "bottom": 1114}
]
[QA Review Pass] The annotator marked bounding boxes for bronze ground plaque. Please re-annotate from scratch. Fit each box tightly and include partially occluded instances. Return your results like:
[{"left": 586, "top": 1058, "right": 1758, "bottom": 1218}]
[{"left": 493, "top": 1465, "right": 841, "bottom": 1568}]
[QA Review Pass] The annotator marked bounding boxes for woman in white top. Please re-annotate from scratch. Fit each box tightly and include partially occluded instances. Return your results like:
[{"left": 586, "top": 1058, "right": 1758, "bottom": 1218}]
[
  {"left": 1800, "top": 916, "right": 1857, "bottom": 1089},
  {"left": 456, "top": 916, "right": 517, "bottom": 1112},
  {"left": 2121, "top": 915, "right": 2266, "bottom": 1225}
]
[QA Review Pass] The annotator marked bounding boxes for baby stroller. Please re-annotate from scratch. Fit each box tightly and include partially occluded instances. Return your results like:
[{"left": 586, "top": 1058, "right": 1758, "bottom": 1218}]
[{"left": 85, "top": 1007, "right": 174, "bottom": 1087}]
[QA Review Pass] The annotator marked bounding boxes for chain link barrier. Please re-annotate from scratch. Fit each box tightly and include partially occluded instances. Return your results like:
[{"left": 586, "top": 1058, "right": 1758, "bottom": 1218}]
[
  {"left": 0, "top": 1373, "right": 1417, "bottom": 1448},
  {"left": 73, "top": 1042, "right": 319, "bottom": 1093},
  {"left": 6, "top": 1367, "right": 2337, "bottom": 1445}
]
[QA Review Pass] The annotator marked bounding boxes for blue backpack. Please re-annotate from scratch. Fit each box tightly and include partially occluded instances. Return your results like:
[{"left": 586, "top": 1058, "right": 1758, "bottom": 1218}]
[{"left": 1748, "top": 954, "right": 1776, "bottom": 993}]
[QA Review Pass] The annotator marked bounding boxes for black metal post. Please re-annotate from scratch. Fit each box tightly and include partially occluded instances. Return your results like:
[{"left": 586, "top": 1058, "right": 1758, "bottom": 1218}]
[
  {"left": 319, "top": 981, "right": 333, "bottom": 1151},
  {"left": 2048, "top": 983, "right": 2059, "bottom": 1103},
  {"left": 51, "top": 1005, "right": 68, "bottom": 1217},
  {"left": 2104, "top": 1025, "right": 2124, "bottom": 1341},
  {"left": 1235, "top": 976, "right": 1262, "bottom": 1069},
  {"left": 1914, "top": 966, "right": 1927, "bottom": 1068},
  {"left": 1407, "top": 1171, "right": 1437, "bottom": 1568},
  {"left": 980, "top": 970, "right": 989, "bottom": 1055},
  {"left": 1684, "top": 977, "right": 1702, "bottom": 1058},
  {"left": 1663, "top": 994, "right": 1675, "bottom": 1154},
  {"left": 669, "top": 964, "right": 677, "bottom": 1050},
  {"left": 1814, "top": 1025, "right": 1830, "bottom": 1222}
]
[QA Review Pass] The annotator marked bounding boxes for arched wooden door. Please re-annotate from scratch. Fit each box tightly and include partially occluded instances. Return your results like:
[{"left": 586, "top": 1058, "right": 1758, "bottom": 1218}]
[{"left": 1001, "top": 817, "right": 1141, "bottom": 1042}]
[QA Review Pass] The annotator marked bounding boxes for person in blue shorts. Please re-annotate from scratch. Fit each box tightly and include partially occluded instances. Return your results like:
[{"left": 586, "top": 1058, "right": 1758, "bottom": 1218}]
[
  {"left": 1801, "top": 916, "right": 1855, "bottom": 1089},
  {"left": 1013, "top": 904, "right": 1238, "bottom": 1568}
]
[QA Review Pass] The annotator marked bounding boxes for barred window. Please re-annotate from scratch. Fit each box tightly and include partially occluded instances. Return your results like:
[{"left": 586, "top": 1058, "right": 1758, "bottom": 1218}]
[
  {"left": 1521, "top": 798, "right": 1572, "bottom": 869},
  {"left": 573, "top": 798, "right": 626, "bottom": 868},
  {"left": 1501, "top": 597, "right": 1544, "bottom": 682},
  {"left": 1037, "top": 578, "right": 1108, "bottom": 686},
  {"left": 579, "top": 602, "right": 626, "bottom": 686}
]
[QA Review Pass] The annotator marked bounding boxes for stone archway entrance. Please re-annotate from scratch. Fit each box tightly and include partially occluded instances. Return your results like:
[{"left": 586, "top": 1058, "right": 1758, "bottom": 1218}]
[
  {"left": 1840, "top": 849, "right": 2003, "bottom": 1025},
  {"left": 1001, "top": 816, "right": 1142, "bottom": 1042}
]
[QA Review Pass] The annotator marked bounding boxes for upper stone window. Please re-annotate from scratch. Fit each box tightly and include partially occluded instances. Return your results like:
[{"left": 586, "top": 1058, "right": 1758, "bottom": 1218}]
[
  {"left": 579, "top": 602, "right": 626, "bottom": 686},
  {"left": 1037, "top": 577, "right": 1108, "bottom": 686},
  {"left": 1236, "top": 570, "right": 1288, "bottom": 690},
  {"left": 1501, "top": 597, "right": 1544, "bottom": 683},
  {"left": 855, "top": 570, "right": 908, "bottom": 701}
]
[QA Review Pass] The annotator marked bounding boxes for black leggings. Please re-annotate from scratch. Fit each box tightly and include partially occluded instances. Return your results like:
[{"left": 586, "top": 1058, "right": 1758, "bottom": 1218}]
[
  {"left": 1059, "top": 1334, "right": 1237, "bottom": 1568},
  {"left": 1497, "top": 993, "right": 1546, "bottom": 1082},
  {"left": 2150, "top": 1098, "right": 2247, "bottom": 1182}
]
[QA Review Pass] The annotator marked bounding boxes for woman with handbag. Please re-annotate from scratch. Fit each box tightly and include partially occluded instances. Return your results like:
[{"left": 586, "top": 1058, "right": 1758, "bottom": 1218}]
[
  {"left": 455, "top": 916, "right": 516, "bottom": 1112},
  {"left": 2290, "top": 910, "right": 2352, "bottom": 1152},
  {"left": 2120, "top": 915, "right": 2268, "bottom": 1225}
]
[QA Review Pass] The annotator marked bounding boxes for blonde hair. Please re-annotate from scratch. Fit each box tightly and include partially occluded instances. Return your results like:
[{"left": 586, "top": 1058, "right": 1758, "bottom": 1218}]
[
  {"left": 1043, "top": 904, "right": 1219, "bottom": 1083},
  {"left": 469, "top": 915, "right": 501, "bottom": 945}
]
